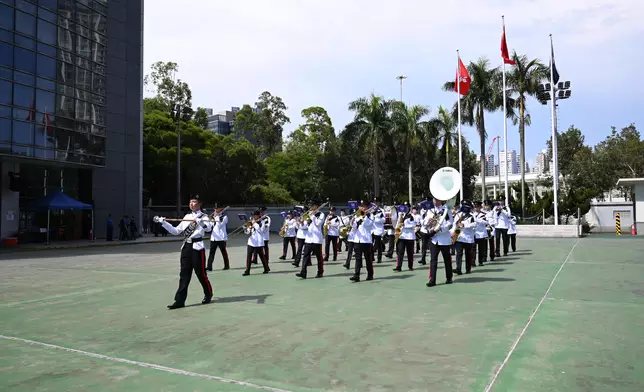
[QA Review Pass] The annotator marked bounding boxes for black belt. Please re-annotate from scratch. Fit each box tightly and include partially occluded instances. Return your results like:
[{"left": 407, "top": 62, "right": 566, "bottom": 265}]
[{"left": 185, "top": 237, "right": 203, "bottom": 244}]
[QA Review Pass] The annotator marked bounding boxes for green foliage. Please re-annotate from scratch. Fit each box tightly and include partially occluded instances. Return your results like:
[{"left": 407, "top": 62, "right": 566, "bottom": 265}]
[
  {"left": 193, "top": 107, "right": 209, "bottom": 129},
  {"left": 143, "top": 61, "right": 192, "bottom": 116},
  {"left": 250, "top": 181, "right": 296, "bottom": 205}
]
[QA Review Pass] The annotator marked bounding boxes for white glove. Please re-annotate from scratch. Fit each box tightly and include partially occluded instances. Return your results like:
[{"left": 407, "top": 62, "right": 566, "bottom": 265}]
[{"left": 158, "top": 217, "right": 166, "bottom": 222}]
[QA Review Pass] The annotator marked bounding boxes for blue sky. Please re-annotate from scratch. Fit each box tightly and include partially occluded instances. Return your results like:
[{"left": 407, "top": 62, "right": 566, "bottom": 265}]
[{"left": 143, "top": 0, "right": 644, "bottom": 168}]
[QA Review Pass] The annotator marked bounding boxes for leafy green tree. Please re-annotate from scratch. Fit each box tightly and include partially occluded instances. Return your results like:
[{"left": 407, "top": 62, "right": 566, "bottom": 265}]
[
  {"left": 143, "top": 61, "right": 192, "bottom": 117},
  {"left": 193, "top": 107, "right": 209, "bottom": 129},
  {"left": 256, "top": 91, "right": 290, "bottom": 157},
  {"left": 430, "top": 105, "right": 458, "bottom": 166}
]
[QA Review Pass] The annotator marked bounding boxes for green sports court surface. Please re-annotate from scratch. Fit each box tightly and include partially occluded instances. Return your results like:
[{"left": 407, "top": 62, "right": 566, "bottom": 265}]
[{"left": 1, "top": 235, "right": 643, "bottom": 391}]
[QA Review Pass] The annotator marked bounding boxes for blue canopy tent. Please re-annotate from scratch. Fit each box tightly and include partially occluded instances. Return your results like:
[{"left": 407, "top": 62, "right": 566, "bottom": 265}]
[{"left": 28, "top": 190, "right": 94, "bottom": 244}]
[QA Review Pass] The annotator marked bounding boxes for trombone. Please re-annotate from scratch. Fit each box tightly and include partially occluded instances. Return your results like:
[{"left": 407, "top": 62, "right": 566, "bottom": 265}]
[{"left": 152, "top": 206, "right": 230, "bottom": 223}]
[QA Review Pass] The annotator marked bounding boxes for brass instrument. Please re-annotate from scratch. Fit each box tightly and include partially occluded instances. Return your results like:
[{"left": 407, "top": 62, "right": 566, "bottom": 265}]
[
  {"left": 323, "top": 214, "right": 332, "bottom": 237},
  {"left": 279, "top": 219, "right": 288, "bottom": 237},
  {"left": 301, "top": 199, "right": 330, "bottom": 222},
  {"left": 451, "top": 211, "right": 469, "bottom": 244},
  {"left": 209, "top": 206, "right": 230, "bottom": 220},
  {"left": 153, "top": 206, "right": 229, "bottom": 224},
  {"left": 338, "top": 205, "right": 375, "bottom": 238},
  {"left": 393, "top": 213, "right": 406, "bottom": 244}
]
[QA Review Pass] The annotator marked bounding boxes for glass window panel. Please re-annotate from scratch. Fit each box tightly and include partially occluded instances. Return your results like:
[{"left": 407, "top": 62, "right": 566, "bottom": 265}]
[
  {"left": 37, "top": 18, "right": 56, "bottom": 45},
  {"left": 76, "top": 3, "right": 91, "bottom": 26},
  {"left": 75, "top": 88, "right": 90, "bottom": 101},
  {"left": 13, "top": 83, "right": 34, "bottom": 108},
  {"left": 92, "top": 42, "right": 105, "bottom": 65},
  {"left": 56, "top": 94, "right": 74, "bottom": 118},
  {"left": 16, "top": 0, "right": 37, "bottom": 14},
  {"left": 0, "top": 66, "right": 12, "bottom": 79},
  {"left": 57, "top": 0, "right": 74, "bottom": 18},
  {"left": 92, "top": 62, "right": 104, "bottom": 75},
  {"left": 0, "top": 142, "right": 10, "bottom": 154},
  {"left": 0, "top": 28, "right": 13, "bottom": 42},
  {"left": 90, "top": 103, "right": 104, "bottom": 126},
  {"left": 75, "top": 99, "right": 90, "bottom": 121},
  {"left": 37, "top": 41, "right": 55, "bottom": 56},
  {"left": 0, "top": 117, "right": 10, "bottom": 142},
  {"left": 15, "top": 11, "right": 35, "bottom": 37},
  {"left": 37, "top": 0, "right": 57, "bottom": 12},
  {"left": 12, "top": 144, "right": 33, "bottom": 156},
  {"left": 36, "top": 88, "right": 55, "bottom": 113},
  {"left": 75, "top": 121, "right": 89, "bottom": 133},
  {"left": 76, "top": 55, "right": 89, "bottom": 70},
  {"left": 91, "top": 92, "right": 104, "bottom": 105},
  {"left": 73, "top": 132, "right": 89, "bottom": 154},
  {"left": 56, "top": 61, "right": 73, "bottom": 84},
  {"left": 12, "top": 107, "right": 30, "bottom": 120},
  {"left": 15, "top": 34, "right": 36, "bottom": 49},
  {"left": 55, "top": 115, "right": 72, "bottom": 129},
  {"left": 12, "top": 119, "right": 34, "bottom": 144},
  {"left": 14, "top": 70, "right": 35, "bottom": 85},
  {"left": 34, "top": 122, "right": 56, "bottom": 159},
  {"left": 57, "top": 25, "right": 73, "bottom": 53},
  {"left": 38, "top": 7, "right": 56, "bottom": 23},
  {"left": 58, "top": 48, "right": 73, "bottom": 64},
  {"left": 36, "top": 76, "right": 55, "bottom": 91},
  {"left": 0, "top": 42, "right": 12, "bottom": 66},
  {"left": 14, "top": 46, "right": 35, "bottom": 73},
  {"left": 75, "top": 67, "right": 90, "bottom": 90},
  {"left": 36, "top": 53, "right": 56, "bottom": 79},
  {"left": 90, "top": 124, "right": 104, "bottom": 136},
  {"left": 0, "top": 80, "right": 11, "bottom": 104},
  {"left": 0, "top": 4, "right": 13, "bottom": 30},
  {"left": 57, "top": 82, "right": 73, "bottom": 96},
  {"left": 76, "top": 23, "right": 90, "bottom": 39},
  {"left": 76, "top": 35, "right": 90, "bottom": 58},
  {"left": 91, "top": 72, "right": 104, "bottom": 96},
  {"left": 0, "top": 104, "right": 10, "bottom": 117},
  {"left": 0, "top": 0, "right": 14, "bottom": 7},
  {"left": 92, "top": 0, "right": 106, "bottom": 15},
  {"left": 89, "top": 134, "right": 104, "bottom": 156}
]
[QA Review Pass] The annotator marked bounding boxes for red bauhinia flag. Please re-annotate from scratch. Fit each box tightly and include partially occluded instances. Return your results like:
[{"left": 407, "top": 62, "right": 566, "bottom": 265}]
[
  {"left": 455, "top": 58, "right": 470, "bottom": 95},
  {"left": 501, "top": 23, "right": 516, "bottom": 65}
]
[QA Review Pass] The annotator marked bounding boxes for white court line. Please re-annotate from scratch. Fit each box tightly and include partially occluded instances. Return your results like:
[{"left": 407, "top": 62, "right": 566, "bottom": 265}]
[
  {"left": 0, "top": 335, "right": 293, "bottom": 392},
  {"left": 483, "top": 238, "right": 581, "bottom": 392},
  {"left": 2, "top": 278, "right": 173, "bottom": 307}
]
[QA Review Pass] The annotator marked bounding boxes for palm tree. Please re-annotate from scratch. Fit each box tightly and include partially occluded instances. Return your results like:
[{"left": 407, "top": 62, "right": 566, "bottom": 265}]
[
  {"left": 506, "top": 51, "right": 549, "bottom": 218},
  {"left": 429, "top": 105, "right": 459, "bottom": 166},
  {"left": 348, "top": 94, "right": 393, "bottom": 198},
  {"left": 443, "top": 57, "right": 513, "bottom": 202},
  {"left": 391, "top": 102, "right": 430, "bottom": 203}
]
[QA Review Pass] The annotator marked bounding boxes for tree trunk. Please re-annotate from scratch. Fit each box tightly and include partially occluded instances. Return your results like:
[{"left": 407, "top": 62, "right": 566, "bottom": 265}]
[
  {"left": 446, "top": 143, "right": 449, "bottom": 166},
  {"left": 408, "top": 160, "right": 413, "bottom": 204},
  {"left": 478, "top": 108, "right": 486, "bottom": 204},
  {"left": 520, "top": 102, "right": 526, "bottom": 219},
  {"left": 373, "top": 130, "right": 380, "bottom": 198}
]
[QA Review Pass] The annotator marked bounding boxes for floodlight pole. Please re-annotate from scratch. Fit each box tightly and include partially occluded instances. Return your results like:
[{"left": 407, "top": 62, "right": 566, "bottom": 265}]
[{"left": 396, "top": 75, "right": 407, "bottom": 102}]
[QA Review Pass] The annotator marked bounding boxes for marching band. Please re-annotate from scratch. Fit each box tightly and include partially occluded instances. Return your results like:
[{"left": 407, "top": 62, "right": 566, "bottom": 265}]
[{"left": 155, "top": 170, "right": 521, "bottom": 309}]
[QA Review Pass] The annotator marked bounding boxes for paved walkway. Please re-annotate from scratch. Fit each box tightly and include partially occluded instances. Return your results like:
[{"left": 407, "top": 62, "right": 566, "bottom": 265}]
[{"left": 1, "top": 234, "right": 183, "bottom": 252}]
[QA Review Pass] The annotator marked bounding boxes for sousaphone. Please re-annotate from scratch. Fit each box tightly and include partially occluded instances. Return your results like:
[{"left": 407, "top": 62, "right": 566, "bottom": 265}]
[{"left": 429, "top": 166, "right": 461, "bottom": 207}]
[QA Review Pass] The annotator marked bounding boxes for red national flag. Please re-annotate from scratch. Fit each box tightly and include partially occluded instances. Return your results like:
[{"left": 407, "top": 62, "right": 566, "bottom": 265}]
[
  {"left": 43, "top": 112, "right": 53, "bottom": 135},
  {"left": 455, "top": 58, "right": 470, "bottom": 96},
  {"left": 501, "top": 24, "right": 516, "bottom": 65}
]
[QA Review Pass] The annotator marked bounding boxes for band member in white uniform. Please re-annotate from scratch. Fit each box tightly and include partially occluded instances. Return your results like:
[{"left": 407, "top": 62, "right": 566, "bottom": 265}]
[
  {"left": 452, "top": 200, "right": 476, "bottom": 275},
  {"left": 384, "top": 201, "right": 399, "bottom": 258},
  {"left": 426, "top": 195, "right": 454, "bottom": 287},
  {"left": 279, "top": 211, "right": 297, "bottom": 260},
  {"left": 394, "top": 202, "right": 415, "bottom": 271},
  {"left": 507, "top": 213, "right": 517, "bottom": 252},
  {"left": 412, "top": 206, "right": 422, "bottom": 253},
  {"left": 473, "top": 201, "right": 488, "bottom": 266},
  {"left": 485, "top": 201, "right": 497, "bottom": 261},
  {"left": 159, "top": 195, "right": 214, "bottom": 309},
  {"left": 296, "top": 200, "right": 325, "bottom": 279},
  {"left": 324, "top": 207, "right": 341, "bottom": 261},
  {"left": 292, "top": 206, "right": 309, "bottom": 268},
  {"left": 338, "top": 209, "right": 349, "bottom": 252},
  {"left": 207, "top": 204, "right": 230, "bottom": 271},
  {"left": 371, "top": 197, "right": 386, "bottom": 263},
  {"left": 350, "top": 200, "right": 375, "bottom": 282},
  {"left": 494, "top": 196, "right": 511, "bottom": 257},
  {"left": 260, "top": 206, "right": 271, "bottom": 263},
  {"left": 243, "top": 209, "right": 270, "bottom": 275},
  {"left": 343, "top": 208, "right": 358, "bottom": 269}
]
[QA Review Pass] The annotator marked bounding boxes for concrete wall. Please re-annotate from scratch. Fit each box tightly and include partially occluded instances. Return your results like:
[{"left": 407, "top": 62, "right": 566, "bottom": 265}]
[
  {"left": 516, "top": 224, "right": 581, "bottom": 238},
  {"left": 92, "top": 0, "right": 143, "bottom": 238},
  {"left": 584, "top": 202, "right": 633, "bottom": 233},
  {"left": 635, "top": 184, "right": 643, "bottom": 235},
  {"left": 0, "top": 162, "right": 20, "bottom": 238}
]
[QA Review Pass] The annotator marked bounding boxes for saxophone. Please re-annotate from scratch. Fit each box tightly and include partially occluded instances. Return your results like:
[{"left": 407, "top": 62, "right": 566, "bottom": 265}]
[
  {"left": 393, "top": 213, "right": 406, "bottom": 245},
  {"left": 279, "top": 218, "right": 288, "bottom": 237}
]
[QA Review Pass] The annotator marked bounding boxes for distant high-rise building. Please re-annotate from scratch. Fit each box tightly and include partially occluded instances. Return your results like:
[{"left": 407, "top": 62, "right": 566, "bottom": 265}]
[
  {"left": 476, "top": 154, "right": 496, "bottom": 176},
  {"left": 499, "top": 150, "right": 519, "bottom": 175},
  {"left": 206, "top": 104, "right": 261, "bottom": 137},
  {"left": 534, "top": 149, "right": 548, "bottom": 174}
]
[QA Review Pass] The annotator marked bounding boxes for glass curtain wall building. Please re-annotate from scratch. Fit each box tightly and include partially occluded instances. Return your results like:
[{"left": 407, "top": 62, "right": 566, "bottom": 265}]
[{"left": 0, "top": 0, "right": 143, "bottom": 242}]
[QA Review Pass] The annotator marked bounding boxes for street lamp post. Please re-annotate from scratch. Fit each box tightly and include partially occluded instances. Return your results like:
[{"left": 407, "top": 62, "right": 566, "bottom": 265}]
[
  {"left": 537, "top": 80, "right": 571, "bottom": 225},
  {"left": 396, "top": 75, "right": 407, "bottom": 102}
]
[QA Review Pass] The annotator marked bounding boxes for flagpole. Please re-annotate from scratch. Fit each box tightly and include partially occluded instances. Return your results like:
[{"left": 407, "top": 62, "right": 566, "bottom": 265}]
[
  {"left": 502, "top": 15, "right": 510, "bottom": 212},
  {"left": 457, "top": 50, "right": 463, "bottom": 203},
  {"left": 549, "top": 33, "right": 559, "bottom": 225}
]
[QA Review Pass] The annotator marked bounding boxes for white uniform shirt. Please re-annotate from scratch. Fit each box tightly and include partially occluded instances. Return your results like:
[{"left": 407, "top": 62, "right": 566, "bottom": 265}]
[
  {"left": 261, "top": 214, "right": 271, "bottom": 241},
  {"left": 419, "top": 210, "right": 435, "bottom": 234},
  {"left": 162, "top": 210, "right": 213, "bottom": 251},
  {"left": 296, "top": 219, "right": 309, "bottom": 240},
  {"left": 508, "top": 216, "right": 517, "bottom": 235},
  {"left": 245, "top": 219, "right": 266, "bottom": 247},
  {"left": 430, "top": 206, "right": 453, "bottom": 246},
  {"left": 399, "top": 214, "right": 416, "bottom": 240},
  {"left": 486, "top": 209, "right": 497, "bottom": 236},
  {"left": 474, "top": 210, "right": 488, "bottom": 239},
  {"left": 210, "top": 215, "right": 228, "bottom": 241},
  {"left": 284, "top": 218, "right": 297, "bottom": 237},
  {"left": 347, "top": 216, "right": 358, "bottom": 243},
  {"left": 353, "top": 214, "right": 374, "bottom": 244},
  {"left": 453, "top": 212, "right": 476, "bottom": 244},
  {"left": 386, "top": 208, "right": 398, "bottom": 234},
  {"left": 305, "top": 212, "right": 325, "bottom": 244},
  {"left": 495, "top": 206, "right": 511, "bottom": 229},
  {"left": 326, "top": 214, "right": 341, "bottom": 237},
  {"left": 372, "top": 208, "right": 386, "bottom": 236}
]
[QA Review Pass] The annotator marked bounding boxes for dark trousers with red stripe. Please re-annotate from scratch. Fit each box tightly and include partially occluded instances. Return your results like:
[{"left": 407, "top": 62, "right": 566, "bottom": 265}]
[
  {"left": 324, "top": 235, "right": 339, "bottom": 260},
  {"left": 282, "top": 237, "right": 296, "bottom": 258},
  {"left": 207, "top": 240, "right": 230, "bottom": 269},
  {"left": 475, "top": 237, "right": 488, "bottom": 264},
  {"left": 301, "top": 243, "right": 324, "bottom": 276},
  {"left": 246, "top": 245, "right": 268, "bottom": 272},
  {"left": 372, "top": 234, "right": 384, "bottom": 263},
  {"left": 428, "top": 243, "right": 453, "bottom": 284},
  {"left": 175, "top": 245, "right": 212, "bottom": 305},
  {"left": 354, "top": 242, "right": 373, "bottom": 278},
  {"left": 395, "top": 238, "right": 414, "bottom": 270}
]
